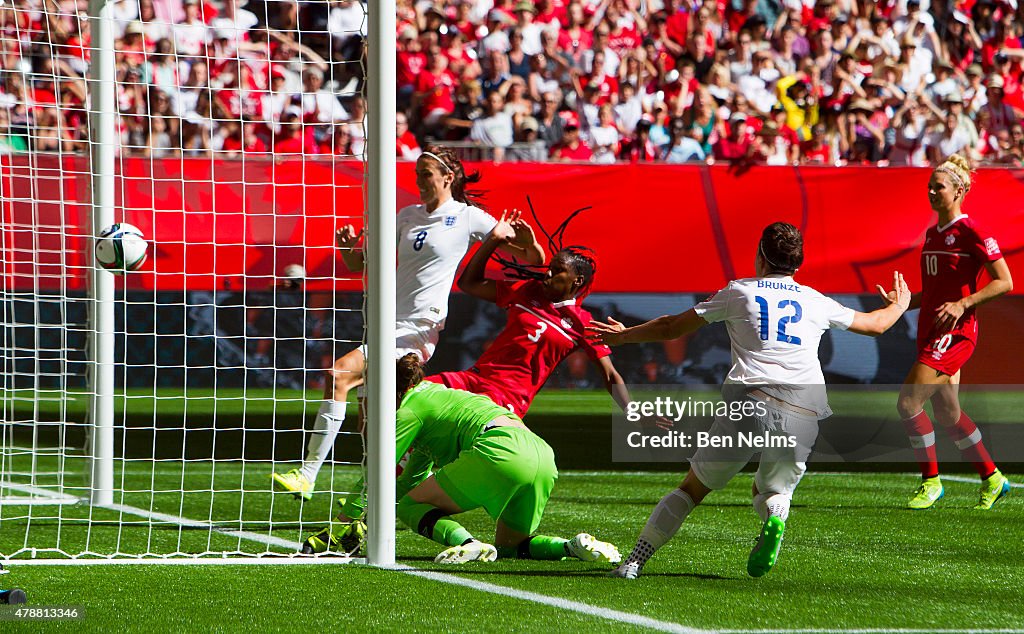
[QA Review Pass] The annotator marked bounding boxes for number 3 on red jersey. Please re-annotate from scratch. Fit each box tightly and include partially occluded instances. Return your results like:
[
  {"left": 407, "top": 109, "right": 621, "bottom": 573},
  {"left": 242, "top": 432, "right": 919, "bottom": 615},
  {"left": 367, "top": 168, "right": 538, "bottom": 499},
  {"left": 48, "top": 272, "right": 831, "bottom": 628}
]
[{"left": 526, "top": 320, "right": 547, "bottom": 342}]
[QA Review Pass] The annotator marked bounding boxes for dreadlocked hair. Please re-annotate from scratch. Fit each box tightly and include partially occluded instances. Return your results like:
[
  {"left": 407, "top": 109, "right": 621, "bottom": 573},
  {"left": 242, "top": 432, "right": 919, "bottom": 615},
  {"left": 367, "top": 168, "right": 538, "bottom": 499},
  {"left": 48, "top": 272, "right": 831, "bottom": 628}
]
[
  {"left": 559, "top": 246, "right": 598, "bottom": 298},
  {"left": 397, "top": 353, "right": 425, "bottom": 400},
  {"left": 423, "top": 145, "right": 485, "bottom": 209},
  {"left": 759, "top": 222, "right": 804, "bottom": 275},
  {"left": 494, "top": 198, "right": 599, "bottom": 298}
]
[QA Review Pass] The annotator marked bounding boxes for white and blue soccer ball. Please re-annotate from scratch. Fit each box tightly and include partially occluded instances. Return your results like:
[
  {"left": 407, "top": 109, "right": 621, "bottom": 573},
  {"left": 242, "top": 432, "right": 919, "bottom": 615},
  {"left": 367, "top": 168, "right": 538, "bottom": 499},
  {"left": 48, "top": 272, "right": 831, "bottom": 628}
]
[{"left": 95, "top": 223, "right": 149, "bottom": 273}]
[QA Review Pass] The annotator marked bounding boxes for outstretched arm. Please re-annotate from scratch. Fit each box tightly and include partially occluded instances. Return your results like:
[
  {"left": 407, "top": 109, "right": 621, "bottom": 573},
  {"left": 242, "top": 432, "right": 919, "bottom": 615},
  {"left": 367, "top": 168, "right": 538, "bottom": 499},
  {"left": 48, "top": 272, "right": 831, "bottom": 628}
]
[
  {"left": 336, "top": 225, "right": 365, "bottom": 272},
  {"left": 458, "top": 210, "right": 522, "bottom": 302},
  {"left": 495, "top": 214, "right": 546, "bottom": 264},
  {"left": 849, "top": 271, "right": 911, "bottom": 336},
  {"left": 593, "top": 355, "right": 630, "bottom": 411},
  {"left": 588, "top": 309, "right": 707, "bottom": 346}
]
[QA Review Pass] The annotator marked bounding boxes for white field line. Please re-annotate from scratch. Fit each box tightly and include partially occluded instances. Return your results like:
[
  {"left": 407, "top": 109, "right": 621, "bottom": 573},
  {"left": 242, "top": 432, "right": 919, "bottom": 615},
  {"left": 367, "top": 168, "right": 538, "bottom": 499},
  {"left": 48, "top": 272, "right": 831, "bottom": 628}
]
[
  {"left": 0, "top": 481, "right": 79, "bottom": 505},
  {"left": 722, "top": 630, "right": 1024, "bottom": 634},
  {"left": 2, "top": 470, "right": 1022, "bottom": 634},
  {"left": 4, "top": 556, "right": 360, "bottom": 566},
  {"left": 943, "top": 474, "right": 1024, "bottom": 489},
  {"left": 389, "top": 564, "right": 710, "bottom": 634},
  {"left": 98, "top": 502, "right": 304, "bottom": 551}
]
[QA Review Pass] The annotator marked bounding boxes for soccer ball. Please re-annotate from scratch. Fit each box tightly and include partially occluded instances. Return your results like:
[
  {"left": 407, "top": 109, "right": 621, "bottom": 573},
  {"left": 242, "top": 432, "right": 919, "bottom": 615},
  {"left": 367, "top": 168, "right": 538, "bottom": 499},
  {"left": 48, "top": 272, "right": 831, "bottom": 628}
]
[{"left": 95, "top": 223, "right": 148, "bottom": 273}]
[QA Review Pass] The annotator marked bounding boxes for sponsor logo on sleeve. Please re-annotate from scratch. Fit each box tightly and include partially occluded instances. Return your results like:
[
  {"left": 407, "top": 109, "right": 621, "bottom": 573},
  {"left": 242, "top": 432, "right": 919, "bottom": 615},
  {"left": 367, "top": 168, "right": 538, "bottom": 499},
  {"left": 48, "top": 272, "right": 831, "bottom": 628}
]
[{"left": 984, "top": 237, "right": 1000, "bottom": 255}]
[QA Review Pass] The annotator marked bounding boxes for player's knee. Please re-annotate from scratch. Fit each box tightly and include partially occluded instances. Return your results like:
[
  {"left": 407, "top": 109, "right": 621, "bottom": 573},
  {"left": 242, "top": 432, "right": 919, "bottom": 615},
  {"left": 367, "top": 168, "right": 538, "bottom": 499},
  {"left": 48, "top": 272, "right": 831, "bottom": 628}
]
[
  {"left": 753, "top": 492, "right": 791, "bottom": 522},
  {"left": 896, "top": 393, "right": 923, "bottom": 419},
  {"left": 932, "top": 404, "right": 961, "bottom": 428}
]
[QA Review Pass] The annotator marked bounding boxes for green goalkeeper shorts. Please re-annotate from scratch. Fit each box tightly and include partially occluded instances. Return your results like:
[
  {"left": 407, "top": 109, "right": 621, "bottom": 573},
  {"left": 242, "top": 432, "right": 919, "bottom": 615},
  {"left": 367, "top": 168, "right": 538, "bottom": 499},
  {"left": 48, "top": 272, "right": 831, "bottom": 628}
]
[{"left": 434, "top": 426, "right": 557, "bottom": 535}]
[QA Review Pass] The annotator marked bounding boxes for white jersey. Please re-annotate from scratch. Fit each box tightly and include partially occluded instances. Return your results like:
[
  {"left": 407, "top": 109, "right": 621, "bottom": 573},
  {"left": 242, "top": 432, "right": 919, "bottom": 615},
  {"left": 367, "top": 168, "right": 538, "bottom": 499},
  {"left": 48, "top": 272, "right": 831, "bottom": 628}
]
[
  {"left": 693, "top": 275, "right": 855, "bottom": 417},
  {"left": 396, "top": 198, "right": 496, "bottom": 323}
]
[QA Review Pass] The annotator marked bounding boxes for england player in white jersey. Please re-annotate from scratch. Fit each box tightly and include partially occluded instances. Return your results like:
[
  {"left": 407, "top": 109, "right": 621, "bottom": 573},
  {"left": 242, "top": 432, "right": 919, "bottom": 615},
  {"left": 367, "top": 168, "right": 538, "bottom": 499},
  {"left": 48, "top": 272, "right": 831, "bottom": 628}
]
[
  {"left": 273, "top": 146, "right": 545, "bottom": 499},
  {"left": 590, "top": 222, "right": 911, "bottom": 579}
]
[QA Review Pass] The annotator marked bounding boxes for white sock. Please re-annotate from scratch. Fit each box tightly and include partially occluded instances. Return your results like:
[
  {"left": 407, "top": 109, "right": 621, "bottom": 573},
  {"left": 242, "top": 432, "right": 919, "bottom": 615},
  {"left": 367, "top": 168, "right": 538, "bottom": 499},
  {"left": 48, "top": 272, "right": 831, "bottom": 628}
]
[
  {"left": 753, "top": 492, "right": 791, "bottom": 522},
  {"left": 299, "top": 400, "right": 346, "bottom": 483},
  {"left": 627, "top": 489, "right": 695, "bottom": 567}
]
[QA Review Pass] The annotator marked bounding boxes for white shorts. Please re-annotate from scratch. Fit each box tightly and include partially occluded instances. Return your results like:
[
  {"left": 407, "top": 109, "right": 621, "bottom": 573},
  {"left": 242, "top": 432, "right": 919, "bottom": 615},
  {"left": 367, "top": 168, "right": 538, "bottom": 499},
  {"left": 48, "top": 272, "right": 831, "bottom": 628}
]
[
  {"left": 357, "top": 318, "right": 444, "bottom": 363},
  {"left": 689, "top": 397, "right": 818, "bottom": 497}
]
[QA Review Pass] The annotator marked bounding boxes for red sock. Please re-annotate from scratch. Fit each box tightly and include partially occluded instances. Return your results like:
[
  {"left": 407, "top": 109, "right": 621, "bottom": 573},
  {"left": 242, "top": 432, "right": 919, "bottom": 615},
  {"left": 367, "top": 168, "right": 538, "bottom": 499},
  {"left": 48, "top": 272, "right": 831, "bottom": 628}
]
[
  {"left": 902, "top": 410, "right": 939, "bottom": 479},
  {"left": 943, "top": 411, "right": 997, "bottom": 479}
]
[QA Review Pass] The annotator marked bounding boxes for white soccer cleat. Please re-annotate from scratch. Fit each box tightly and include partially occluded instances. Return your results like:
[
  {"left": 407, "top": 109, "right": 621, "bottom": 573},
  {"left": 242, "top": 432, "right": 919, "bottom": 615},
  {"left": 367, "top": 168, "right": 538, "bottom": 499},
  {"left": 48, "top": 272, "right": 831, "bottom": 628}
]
[
  {"left": 434, "top": 541, "right": 498, "bottom": 564},
  {"left": 610, "top": 561, "right": 641, "bottom": 580},
  {"left": 567, "top": 533, "right": 621, "bottom": 564}
]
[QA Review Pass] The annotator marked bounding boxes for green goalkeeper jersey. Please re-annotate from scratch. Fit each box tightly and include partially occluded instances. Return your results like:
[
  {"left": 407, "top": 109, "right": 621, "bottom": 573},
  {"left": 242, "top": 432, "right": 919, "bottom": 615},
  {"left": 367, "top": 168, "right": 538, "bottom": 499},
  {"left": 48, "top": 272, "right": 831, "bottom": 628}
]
[
  {"left": 395, "top": 381, "right": 520, "bottom": 467},
  {"left": 341, "top": 381, "right": 522, "bottom": 519}
]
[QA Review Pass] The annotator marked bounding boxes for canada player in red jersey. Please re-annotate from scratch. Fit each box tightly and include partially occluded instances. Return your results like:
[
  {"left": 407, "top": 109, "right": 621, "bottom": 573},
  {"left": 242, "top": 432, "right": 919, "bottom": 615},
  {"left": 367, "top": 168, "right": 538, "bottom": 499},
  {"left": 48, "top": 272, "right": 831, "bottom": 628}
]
[
  {"left": 429, "top": 210, "right": 632, "bottom": 416},
  {"left": 883, "top": 155, "right": 1014, "bottom": 510}
]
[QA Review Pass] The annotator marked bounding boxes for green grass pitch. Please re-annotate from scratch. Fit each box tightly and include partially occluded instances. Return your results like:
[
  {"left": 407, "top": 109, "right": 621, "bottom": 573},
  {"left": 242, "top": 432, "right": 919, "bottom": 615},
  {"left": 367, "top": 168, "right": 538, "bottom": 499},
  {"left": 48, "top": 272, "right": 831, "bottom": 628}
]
[{"left": 1, "top": 390, "right": 1022, "bottom": 631}]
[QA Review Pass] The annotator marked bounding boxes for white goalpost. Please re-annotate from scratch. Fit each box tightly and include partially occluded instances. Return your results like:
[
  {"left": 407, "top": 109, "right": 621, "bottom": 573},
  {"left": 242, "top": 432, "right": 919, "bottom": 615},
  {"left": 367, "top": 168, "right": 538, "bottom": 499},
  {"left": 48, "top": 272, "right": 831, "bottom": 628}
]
[
  {"left": 364, "top": 0, "right": 397, "bottom": 567},
  {"left": 0, "top": 0, "right": 395, "bottom": 563}
]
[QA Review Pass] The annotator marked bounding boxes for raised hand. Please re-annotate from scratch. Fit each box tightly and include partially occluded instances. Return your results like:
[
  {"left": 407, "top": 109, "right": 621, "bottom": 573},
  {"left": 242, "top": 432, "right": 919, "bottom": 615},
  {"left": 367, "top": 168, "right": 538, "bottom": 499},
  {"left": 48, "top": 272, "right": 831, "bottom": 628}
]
[
  {"left": 508, "top": 212, "right": 539, "bottom": 250},
  {"left": 587, "top": 317, "right": 627, "bottom": 346},
  {"left": 876, "top": 270, "right": 909, "bottom": 308},
  {"left": 891, "top": 271, "right": 912, "bottom": 311},
  {"left": 488, "top": 209, "right": 520, "bottom": 244},
  {"left": 336, "top": 224, "right": 365, "bottom": 250}
]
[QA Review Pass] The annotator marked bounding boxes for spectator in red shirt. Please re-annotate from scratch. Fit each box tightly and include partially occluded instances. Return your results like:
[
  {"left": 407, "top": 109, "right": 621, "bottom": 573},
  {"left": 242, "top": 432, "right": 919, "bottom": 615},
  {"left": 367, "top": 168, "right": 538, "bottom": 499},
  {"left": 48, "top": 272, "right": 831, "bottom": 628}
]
[
  {"left": 661, "top": 0, "right": 691, "bottom": 48},
  {"left": 991, "top": 53, "right": 1023, "bottom": 110},
  {"left": 221, "top": 119, "right": 267, "bottom": 156},
  {"left": 550, "top": 113, "right": 593, "bottom": 161},
  {"left": 603, "top": 1, "right": 644, "bottom": 60},
  {"left": 413, "top": 47, "right": 458, "bottom": 130},
  {"left": 534, "top": 0, "right": 565, "bottom": 26},
  {"left": 397, "top": 27, "right": 426, "bottom": 109},
  {"left": 980, "top": 11, "right": 1020, "bottom": 71},
  {"left": 273, "top": 107, "right": 317, "bottom": 154},
  {"left": 452, "top": 1, "right": 480, "bottom": 41},
  {"left": 557, "top": 2, "right": 593, "bottom": 67},
  {"left": 583, "top": 49, "right": 618, "bottom": 105},
  {"left": 319, "top": 123, "right": 352, "bottom": 156},
  {"left": 396, "top": 110, "right": 421, "bottom": 160},
  {"left": 714, "top": 112, "right": 754, "bottom": 161},
  {"left": 621, "top": 119, "right": 659, "bottom": 162},
  {"left": 801, "top": 123, "right": 833, "bottom": 164},
  {"left": 727, "top": 0, "right": 759, "bottom": 37}
]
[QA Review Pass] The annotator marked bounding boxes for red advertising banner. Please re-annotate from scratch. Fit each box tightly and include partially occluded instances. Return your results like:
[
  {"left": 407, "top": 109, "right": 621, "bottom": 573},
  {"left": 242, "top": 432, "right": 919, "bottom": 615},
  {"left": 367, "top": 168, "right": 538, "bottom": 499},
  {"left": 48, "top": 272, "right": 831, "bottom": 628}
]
[{"left": 2, "top": 156, "right": 1022, "bottom": 294}]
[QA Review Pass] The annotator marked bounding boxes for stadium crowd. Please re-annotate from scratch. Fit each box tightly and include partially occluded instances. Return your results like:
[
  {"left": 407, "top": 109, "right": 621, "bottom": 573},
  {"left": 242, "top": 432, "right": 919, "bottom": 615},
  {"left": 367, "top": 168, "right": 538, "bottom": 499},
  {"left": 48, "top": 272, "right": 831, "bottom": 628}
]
[{"left": 2, "top": 0, "right": 1024, "bottom": 165}]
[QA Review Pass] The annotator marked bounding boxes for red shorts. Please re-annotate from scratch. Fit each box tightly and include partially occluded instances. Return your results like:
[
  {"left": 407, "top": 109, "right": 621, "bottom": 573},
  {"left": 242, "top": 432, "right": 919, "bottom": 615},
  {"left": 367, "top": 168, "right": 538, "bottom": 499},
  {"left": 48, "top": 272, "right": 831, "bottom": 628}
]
[
  {"left": 426, "top": 370, "right": 525, "bottom": 417},
  {"left": 917, "top": 333, "right": 976, "bottom": 376}
]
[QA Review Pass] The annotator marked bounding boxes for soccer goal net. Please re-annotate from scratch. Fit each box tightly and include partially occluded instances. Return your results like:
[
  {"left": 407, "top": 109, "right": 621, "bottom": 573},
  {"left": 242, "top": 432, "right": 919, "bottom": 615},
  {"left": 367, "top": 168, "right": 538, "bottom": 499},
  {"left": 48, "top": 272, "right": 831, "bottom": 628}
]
[{"left": 0, "top": 0, "right": 394, "bottom": 562}]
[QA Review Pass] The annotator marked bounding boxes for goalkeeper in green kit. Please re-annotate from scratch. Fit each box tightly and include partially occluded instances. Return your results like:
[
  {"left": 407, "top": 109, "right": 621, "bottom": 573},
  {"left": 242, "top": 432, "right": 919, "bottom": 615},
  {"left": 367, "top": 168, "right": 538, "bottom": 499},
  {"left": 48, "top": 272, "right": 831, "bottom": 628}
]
[{"left": 303, "top": 353, "right": 621, "bottom": 565}]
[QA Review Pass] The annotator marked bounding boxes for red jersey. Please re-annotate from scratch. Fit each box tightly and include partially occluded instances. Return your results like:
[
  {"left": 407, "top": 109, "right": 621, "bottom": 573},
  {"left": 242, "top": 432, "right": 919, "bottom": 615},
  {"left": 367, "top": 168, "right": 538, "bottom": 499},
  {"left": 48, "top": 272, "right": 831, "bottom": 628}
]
[
  {"left": 918, "top": 215, "right": 1002, "bottom": 349},
  {"left": 550, "top": 140, "right": 593, "bottom": 161},
  {"left": 469, "top": 280, "right": 610, "bottom": 415},
  {"left": 414, "top": 69, "right": 457, "bottom": 116}
]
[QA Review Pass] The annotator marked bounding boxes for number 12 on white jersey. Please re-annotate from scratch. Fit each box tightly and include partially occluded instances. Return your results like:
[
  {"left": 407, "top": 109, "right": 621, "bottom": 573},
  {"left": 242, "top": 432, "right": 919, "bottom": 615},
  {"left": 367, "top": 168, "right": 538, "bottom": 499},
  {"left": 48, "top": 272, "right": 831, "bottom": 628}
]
[{"left": 754, "top": 296, "right": 803, "bottom": 345}]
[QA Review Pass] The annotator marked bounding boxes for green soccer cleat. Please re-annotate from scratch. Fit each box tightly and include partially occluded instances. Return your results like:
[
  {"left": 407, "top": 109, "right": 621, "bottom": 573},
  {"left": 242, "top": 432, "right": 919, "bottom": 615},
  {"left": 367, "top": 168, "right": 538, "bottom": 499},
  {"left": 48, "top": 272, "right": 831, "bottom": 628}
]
[
  {"left": 567, "top": 533, "right": 622, "bottom": 564},
  {"left": 747, "top": 516, "right": 785, "bottom": 578},
  {"left": 434, "top": 540, "right": 497, "bottom": 564},
  {"left": 271, "top": 469, "right": 313, "bottom": 501},
  {"left": 975, "top": 470, "right": 1011, "bottom": 510},
  {"left": 907, "top": 476, "right": 944, "bottom": 510},
  {"left": 301, "top": 520, "right": 366, "bottom": 555}
]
